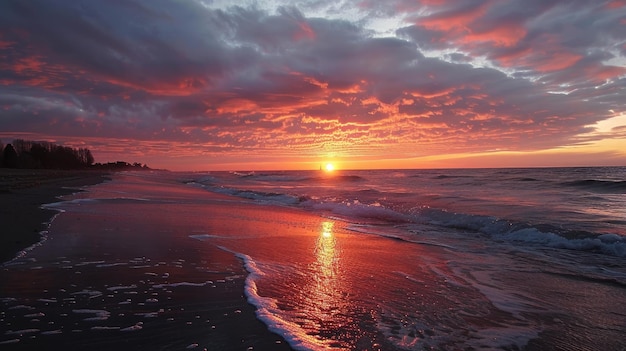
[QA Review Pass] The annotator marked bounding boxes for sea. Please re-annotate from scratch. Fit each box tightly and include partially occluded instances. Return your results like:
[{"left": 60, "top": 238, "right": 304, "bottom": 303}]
[
  {"left": 192, "top": 167, "right": 626, "bottom": 251},
  {"left": 185, "top": 167, "right": 626, "bottom": 350},
  {"left": 1, "top": 166, "right": 625, "bottom": 350}
]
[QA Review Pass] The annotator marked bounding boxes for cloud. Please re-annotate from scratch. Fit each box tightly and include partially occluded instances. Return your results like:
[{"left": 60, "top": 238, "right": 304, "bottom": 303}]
[
  {"left": 0, "top": 0, "right": 624, "bottom": 168},
  {"left": 399, "top": 0, "right": 626, "bottom": 87}
]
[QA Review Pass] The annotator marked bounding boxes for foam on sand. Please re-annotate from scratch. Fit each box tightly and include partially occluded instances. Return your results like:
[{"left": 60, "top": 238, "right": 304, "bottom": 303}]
[
  {"left": 72, "top": 309, "right": 110, "bottom": 321},
  {"left": 226, "top": 247, "right": 344, "bottom": 351}
]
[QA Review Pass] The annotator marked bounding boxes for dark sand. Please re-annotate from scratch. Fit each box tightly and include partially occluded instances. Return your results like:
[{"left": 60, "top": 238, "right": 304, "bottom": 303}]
[{"left": 0, "top": 169, "right": 111, "bottom": 263}]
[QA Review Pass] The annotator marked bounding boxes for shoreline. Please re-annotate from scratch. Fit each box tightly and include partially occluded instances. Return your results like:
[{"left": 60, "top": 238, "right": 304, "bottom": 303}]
[
  {"left": 0, "top": 169, "right": 110, "bottom": 263},
  {"left": 0, "top": 171, "right": 294, "bottom": 350}
]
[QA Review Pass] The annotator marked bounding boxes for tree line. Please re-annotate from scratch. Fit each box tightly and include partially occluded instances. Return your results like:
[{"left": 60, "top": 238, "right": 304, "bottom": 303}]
[{"left": 0, "top": 139, "right": 150, "bottom": 170}]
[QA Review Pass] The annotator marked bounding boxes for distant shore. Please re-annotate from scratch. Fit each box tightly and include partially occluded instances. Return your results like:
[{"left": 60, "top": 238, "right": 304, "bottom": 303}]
[{"left": 0, "top": 169, "right": 110, "bottom": 263}]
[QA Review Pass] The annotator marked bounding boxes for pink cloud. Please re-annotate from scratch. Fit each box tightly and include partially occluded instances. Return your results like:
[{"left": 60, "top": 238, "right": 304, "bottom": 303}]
[
  {"left": 293, "top": 20, "right": 316, "bottom": 41},
  {"left": 461, "top": 23, "right": 526, "bottom": 48},
  {"left": 417, "top": 2, "right": 489, "bottom": 33}
]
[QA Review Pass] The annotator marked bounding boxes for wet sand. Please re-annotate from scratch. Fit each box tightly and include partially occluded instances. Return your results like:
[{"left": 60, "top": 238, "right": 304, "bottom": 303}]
[
  {"left": 0, "top": 172, "right": 293, "bottom": 350},
  {"left": 0, "top": 169, "right": 111, "bottom": 263}
]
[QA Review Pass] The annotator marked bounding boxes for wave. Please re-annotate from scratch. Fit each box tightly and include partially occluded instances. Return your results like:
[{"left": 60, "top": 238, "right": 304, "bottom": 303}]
[
  {"left": 562, "top": 179, "right": 626, "bottom": 193},
  {"left": 302, "top": 199, "right": 411, "bottom": 223},
  {"left": 515, "top": 177, "right": 540, "bottom": 182},
  {"left": 311, "top": 175, "right": 366, "bottom": 182},
  {"left": 432, "top": 174, "right": 473, "bottom": 180},
  {"left": 226, "top": 172, "right": 367, "bottom": 184},
  {"left": 191, "top": 176, "right": 626, "bottom": 258},
  {"left": 417, "top": 208, "right": 626, "bottom": 257},
  {"left": 221, "top": 248, "right": 328, "bottom": 351},
  {"left": 264, "top": 174, "right": 366, "bottom": 183},
  {"left": 209, "top": 186, "right": 307, "bottom": 206}
]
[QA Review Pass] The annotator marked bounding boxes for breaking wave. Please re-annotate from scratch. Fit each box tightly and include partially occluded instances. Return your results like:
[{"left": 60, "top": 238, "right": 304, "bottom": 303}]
[{"left": 194, "top": 179, "right": 626, "bottom": 258}]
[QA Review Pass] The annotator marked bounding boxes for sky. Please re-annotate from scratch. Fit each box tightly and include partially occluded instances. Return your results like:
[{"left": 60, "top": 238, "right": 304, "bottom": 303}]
[{"left": 1, "top": 0, "right": 625, "bottom": 171}]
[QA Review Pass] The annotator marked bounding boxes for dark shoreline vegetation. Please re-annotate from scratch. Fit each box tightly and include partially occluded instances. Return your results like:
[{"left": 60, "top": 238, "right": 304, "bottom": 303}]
[{"left": 0, "top": 139, "right": 151, "bottom": 171}]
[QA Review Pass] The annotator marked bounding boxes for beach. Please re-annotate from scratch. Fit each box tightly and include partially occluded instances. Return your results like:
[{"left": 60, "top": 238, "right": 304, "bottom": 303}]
[
  {"left": 0, "top": 169, "right": 111, "bottom": 263},
  {"left": 0, "top": 171, "right": 294, "bottom": 350},
  {"left": 1, "top": 169, "right": 625, "bottom": 350}
]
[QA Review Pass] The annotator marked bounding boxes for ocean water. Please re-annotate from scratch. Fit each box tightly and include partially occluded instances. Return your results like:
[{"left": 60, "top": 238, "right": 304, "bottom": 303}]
[
  {"left": 2, "top": 167, "right": 625, "bottom": 350},
  {"left": 185, "top": 167, "right": 626, "bottom": 350},
  {"left": 191, "top": 167, "right": 626, "bottom": 254}
]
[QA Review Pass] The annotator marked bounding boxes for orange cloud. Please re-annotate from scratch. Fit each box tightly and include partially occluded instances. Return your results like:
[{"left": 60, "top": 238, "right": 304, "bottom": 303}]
[
  {"left": 462, "top": 23, "right": 527, "bottom": 47},
  {"left": 418, "top": 2, "right": 488, "bottom": 32},
  {"left": 216, "top": 99, "right": 259, "bottom": 114}
]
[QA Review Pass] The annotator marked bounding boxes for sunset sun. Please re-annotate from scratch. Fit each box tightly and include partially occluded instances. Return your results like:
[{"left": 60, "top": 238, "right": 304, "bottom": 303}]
[{"left": 325, "top": 163, "right": 335, "bottom": 172}]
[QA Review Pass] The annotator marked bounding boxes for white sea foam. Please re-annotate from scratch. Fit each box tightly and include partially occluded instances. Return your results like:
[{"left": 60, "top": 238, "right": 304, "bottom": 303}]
[
  {"left": 76, "top": 260, "right": 106, "bottom": 266},
  {"left": 0, "top": 339, "right": 20, "bottom": 344},
  {"left": 210, "top": 186, "right": 302, "bottom": 206},
  {"left": 120, "top": 322, "right": 143, "bottom": 332},
  {"left": 152, "top": 281, "right": 212, "bottom": 288},
  {"left": 229, "top": 249, "right": 342, "bottom": 351},
  {"left": 304, "top": 200, "right": 410, "bottom": 223},
  {"left": 41, "top": 330, "right": 63, "bottom": 335},
  {"left": 96, "top": 262, "right": 128, "bottom": 268},
  {"left": 135, "top": 312, "right": 159, "bottom": 318},
  {"left": 107, "top": 285, "right": 137, "bottom": 291},
  {"left": 24, "top": 312, "right": 45, "bottom": 318},
  {"left": 5, "top": 329, "right": 40, "bottom": 335},
  {"left": 189, "top": 234, "right": 229, "bottom": 241},
  {"left": 71, "top": 289, "right": 102, "bottom": 298},
  {"left": 43, "top": 198, "right": 100, "bottom": 208},
  {"left": 37, "top": 298, "right": 57, "bottom": 303},
  {"left": 72, "top": 309, "right": 110, "bottom": 321},
  {"left": 495, "top": 227, "right": 626, "bottom": 257},
  {"left": 91, "top": 326, "right": 120, "bottom": 331}
]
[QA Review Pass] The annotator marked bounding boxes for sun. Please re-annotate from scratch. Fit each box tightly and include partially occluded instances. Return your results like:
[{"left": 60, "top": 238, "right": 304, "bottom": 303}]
[{"left": 324, "top": 163, "right": 335, "bottom": 172}]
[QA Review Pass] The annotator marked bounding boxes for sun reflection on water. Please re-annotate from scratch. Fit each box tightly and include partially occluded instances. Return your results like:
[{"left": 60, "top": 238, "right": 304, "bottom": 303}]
[
  {"left": 316, "top": 221, "right": 337, "bottom": 280},
  {"left": 305, "top": 221, "right": 343, "bottom": 312},
  {"left": 290, "top": 221, "right": 378, "bottom": 349}
]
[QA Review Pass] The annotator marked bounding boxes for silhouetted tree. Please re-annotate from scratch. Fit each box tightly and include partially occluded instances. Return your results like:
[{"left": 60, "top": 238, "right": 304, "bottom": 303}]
[
  {"left": 30, "top": 143, "right": 49, "bottom": 168},
  {"left": 78, "top": 148, "right": 94, "bottom": 166},
  {"left": 1, "top": 138, "right": 147, "bottom": 171},
  {"left": 1, "top": 139, "right": 96, "bottom": 169},
  {"left": 3, "top": 144, "right": 18, "bottom": 168}
]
